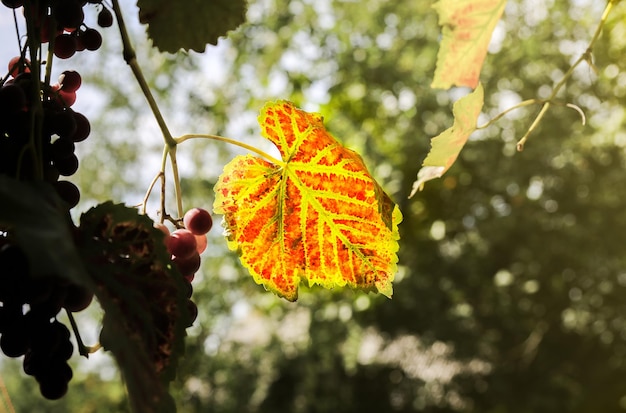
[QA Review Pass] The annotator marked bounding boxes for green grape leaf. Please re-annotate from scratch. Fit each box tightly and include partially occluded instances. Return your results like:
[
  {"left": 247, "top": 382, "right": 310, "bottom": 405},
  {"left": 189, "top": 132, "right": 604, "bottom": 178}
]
[
  {"left": 137, "top": 0, "right": 248, "bottom": 52},
  {"left": 431, "top": 0, "right": 506, "bottom": 89},
  {"left": 0, "top": 176, "right": 89, "bottom": 286},
  {"left": 77, "top": 202, "right": 190, "bottom": 413},
  {"left": 409, "top": 84, "right": 484, "bottom": 196}
]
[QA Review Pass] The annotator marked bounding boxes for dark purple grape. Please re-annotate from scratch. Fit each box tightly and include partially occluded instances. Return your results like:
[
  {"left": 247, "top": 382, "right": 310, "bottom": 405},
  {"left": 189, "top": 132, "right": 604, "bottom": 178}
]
[
  {"left": 63, "top": 283, "right": 93, "bottom": 312},
  {"left": 70, "top": 111, "right": 90, "bottom": 142},
  {"left": 1, "top": 0, "right": 24, "bottom": 9},
  {"left": 79, "top": 28, "right": 102, "bottom": 51},
  {"left": 173, "top": 252, "right": 201, "bottom": 281},
  {"left": 97, "top": 7, "right": 113, "bottom": 27},
  {"left": 54, "top": 34, "right": 77, "bottom": 59},
  {"left": 182, "top": 280, "right": 193, "bottom": 298},
  {"left": 51, "top": 110, "right": 77, "bottom": 138},
  {"left": 51, "top": 138, "right": 75, "bottom": 160},
  {"left": 1, "top": 328, "right": 29, "bottom": 357},
  {"left": 0, "top": 244, "right": 28, "bottom": 301},
  {"left": 54, "top": 180, "right": 80, "bottom": 208},
  {"left": 0, "top": 84, "right": 27, "bottom": 114},
  {"left": 53, "top": 0, "right": 84, "bottom": 29},
  {"left": 55, "top": 153, "right": 79, "bottom": 176},
  {"left": 43, "top": 165, "right": 61, "bottom": 183},
  {"left": 38, "top": 374, "right": 70, "bottom": 400},
  {"left": 186, "top": 300, "right": 198, "bottom": 327}
]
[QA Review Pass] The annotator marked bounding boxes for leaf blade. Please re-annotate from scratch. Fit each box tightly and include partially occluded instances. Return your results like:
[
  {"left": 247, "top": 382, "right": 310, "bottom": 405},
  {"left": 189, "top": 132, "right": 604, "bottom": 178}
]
[
  {"left": 214, "top": 101, "right": 402, "bottom": 301},
  {"left": 431, "top": 0, "right": 507, "bottom": 89},
  {"left": 137, "top": 0, "right": 247, "bottom": 52},
  {"left": 410, "top": 84, "right": 484, "bottom": 196}
]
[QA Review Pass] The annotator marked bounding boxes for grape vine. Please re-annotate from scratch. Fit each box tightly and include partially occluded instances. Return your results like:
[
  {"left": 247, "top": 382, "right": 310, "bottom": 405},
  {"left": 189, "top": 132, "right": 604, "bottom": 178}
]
[{"left": 0, "top": 0, "right": 221, "bottom": 408}]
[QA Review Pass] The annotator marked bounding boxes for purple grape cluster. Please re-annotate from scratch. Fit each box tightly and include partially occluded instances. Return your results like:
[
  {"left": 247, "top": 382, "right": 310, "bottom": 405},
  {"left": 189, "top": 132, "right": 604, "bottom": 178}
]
[
  {"left": 1, "top": 58, "right": 90, "bottom": 208},
  {"left": 0, "top": 0, "right": 112, "bottom": 401},
  {"left": 0, "top": 241, "right": 93, "bottom": 400}
]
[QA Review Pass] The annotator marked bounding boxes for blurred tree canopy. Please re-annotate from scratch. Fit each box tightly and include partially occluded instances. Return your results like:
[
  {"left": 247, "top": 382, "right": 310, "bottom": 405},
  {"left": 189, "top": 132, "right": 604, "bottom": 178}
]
[{"left": 3, "top": 0, "right": 626, "bottom": 412}]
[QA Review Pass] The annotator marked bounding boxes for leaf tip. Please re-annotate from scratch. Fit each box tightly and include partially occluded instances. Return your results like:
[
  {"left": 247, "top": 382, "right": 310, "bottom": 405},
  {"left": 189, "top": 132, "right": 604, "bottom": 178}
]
[{"left": 409, "top": 166, "right": 445, "bottom": 197}]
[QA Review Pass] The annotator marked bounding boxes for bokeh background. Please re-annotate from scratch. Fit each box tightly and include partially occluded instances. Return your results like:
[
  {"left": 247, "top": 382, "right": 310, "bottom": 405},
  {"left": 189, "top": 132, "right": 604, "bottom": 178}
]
[{"left": 2, "top": 0, "right": 626, "bottom": 411}]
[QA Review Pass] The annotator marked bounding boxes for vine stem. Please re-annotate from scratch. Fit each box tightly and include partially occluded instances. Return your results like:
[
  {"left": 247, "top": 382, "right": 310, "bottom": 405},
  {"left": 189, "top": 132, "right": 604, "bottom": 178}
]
[
  {"left": 110, "top": 0, "right": 184, "bottom": 217},
  {"left": 477, "top": 98, "right": 540, "bottom": 130},
  {"left": 515, "top": 0, "right": 616, "bottom": 151},
  {"left": 176, "top": 134, "right": 285, "bottom": 166}
]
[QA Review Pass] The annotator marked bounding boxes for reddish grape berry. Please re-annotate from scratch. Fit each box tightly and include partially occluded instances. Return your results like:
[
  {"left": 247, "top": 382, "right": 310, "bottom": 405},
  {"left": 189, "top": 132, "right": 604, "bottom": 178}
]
[
  {"left": 173, "top": 252, "right": 201, "bottom": 281},
  {"left": 7, "top": 56, "right": 29, "bottom": 78},
  {"left": 183, "top": 208, "right": 213, "bottom": 235},
  {"left": 56, "top": 89, "right": 76, "bottom": 107},
  {"left": 60, "top": 70, "right": 81, "bottom": 92},
  {"left": 186, "top": 300, "right": 198, "bottom": 327},
  {"left": 195, "top": 234, "right": 207, "bottom": 254},
  {"left": 167, "top": 229, "right": 197, "bottom": 259},
  {"left": 40, "top": 16, "right": 62, "bottom": 43}
]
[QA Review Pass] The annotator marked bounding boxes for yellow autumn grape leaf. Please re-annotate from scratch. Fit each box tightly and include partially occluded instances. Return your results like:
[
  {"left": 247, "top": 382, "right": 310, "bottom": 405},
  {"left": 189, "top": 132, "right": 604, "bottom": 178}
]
[
  {"left": 410, "top": 83, "right": 484, "bottom": 197},
  {"left": 432, "top": 0, "right": 507, "bottom": 89},
  {"left": 213, "top": 101, "right": 402, "bottom": 301}
]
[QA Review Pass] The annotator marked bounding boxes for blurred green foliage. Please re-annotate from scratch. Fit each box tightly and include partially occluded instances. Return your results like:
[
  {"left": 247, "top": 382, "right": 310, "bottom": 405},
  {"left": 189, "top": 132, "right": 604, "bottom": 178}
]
[{"left": 3, "top": 0, "right": 626, "bottom": 412}]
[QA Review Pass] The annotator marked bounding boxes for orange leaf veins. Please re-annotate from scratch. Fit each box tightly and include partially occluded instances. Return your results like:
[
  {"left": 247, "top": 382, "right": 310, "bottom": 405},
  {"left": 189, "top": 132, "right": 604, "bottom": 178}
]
[{"left": 213, "top": 101, "right": 402, "bottom": 301}]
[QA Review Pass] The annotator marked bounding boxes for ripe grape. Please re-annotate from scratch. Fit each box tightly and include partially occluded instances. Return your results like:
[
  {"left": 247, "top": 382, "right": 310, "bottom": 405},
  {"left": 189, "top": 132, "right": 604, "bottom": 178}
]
[
  {"left": 40, "top": 15, "right": 61, "bottom": 43},
  {"left": 53, "top": 34, "right": 77, "bottom": 59},
  {"left": 7, "top": 56, "right": 29, "bottom": 77},
  {"left": 97, "top": 7, "right": 113, "bottom": 28},
  {"left": 0, "top": 84, "right": 27, "bottom": 114},
  {"left": 167, "top": 229, "right": 197, "bottom": 259},
  {"left": 51, "top": 110, "right": 77, "bottom": 138},
  {"left": 56, "top": 153, "right": 79, "bottom": 176},
  {"left": 79, "top": 28, "right": 102, "bottom": 51},
  {"left": 52, "top": 0, "right": 84, "bottom": 30},
  {"left": 38, "top": 371, "right": 70, "bottom": 400},
  {"left": 173, "top": 252, "right": 201, "bottom": 280},
  {"left": 54, "top": 180, "right": 80, "bottom": 208},
  {"left": 186, "top": 301, "right": 198, "bottom": 327},
  {"left": 70, "top": 112, "right": 90, "bottom": 141},
  {"left": 63, "top": 283, "right": 94, "bottom": 312},
  {"left": 56, "top": 89, "right": 77, "bottom": 107},
  {"left": 195, "top": 234, "right": 207, "bottom": 254},
  {"left": 2, "top": 0, "right": 24, "bottom": 8},
  {"left": 183, "top": 208, "right": 213, "bottom": 235},
  {"left": 51, "top": 138, "right": 76, "bottom": 160},
  {"left": 59, "top": 70, "right": 81, "bottom": 92}
]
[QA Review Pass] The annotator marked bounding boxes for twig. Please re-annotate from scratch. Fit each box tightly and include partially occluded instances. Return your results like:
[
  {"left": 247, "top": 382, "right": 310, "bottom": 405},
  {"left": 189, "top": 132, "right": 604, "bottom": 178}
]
[{"left": 515, "top": 0, "right": 616, "bottom": 150}]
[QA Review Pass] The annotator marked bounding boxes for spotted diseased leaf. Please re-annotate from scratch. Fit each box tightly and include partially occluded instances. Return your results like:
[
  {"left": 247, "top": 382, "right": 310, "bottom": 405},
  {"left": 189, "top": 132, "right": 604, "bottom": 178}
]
[
  {"left": 432, "top": 0, "right": 507, "bottom": 89},
  {"left": 77, "top": 202, "right": 189, "bottom": 413},
  {"left": 410, "top": 84, "right": 484, "bottom": 196},
  {"left": 214, "top": 101, "right": 402, "bottom": 301}
]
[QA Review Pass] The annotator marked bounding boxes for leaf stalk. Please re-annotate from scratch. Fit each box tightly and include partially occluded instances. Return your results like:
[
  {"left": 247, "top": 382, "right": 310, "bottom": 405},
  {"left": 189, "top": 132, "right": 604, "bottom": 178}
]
[{"left": 176, "top": 134, "right": 285, "bottom": 166}]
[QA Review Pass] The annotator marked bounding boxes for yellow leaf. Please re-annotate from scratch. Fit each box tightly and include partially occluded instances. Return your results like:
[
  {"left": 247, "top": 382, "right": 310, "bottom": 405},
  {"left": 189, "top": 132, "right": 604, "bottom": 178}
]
[
  {"left": 214, "top": 101, "right": 402, "bottom": 301},
  {"left": 410, "top": 83, "right": 484, "bottom": 196},
  {"left": 432, "top": 0, "right": 506, "bottom": 89}
]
